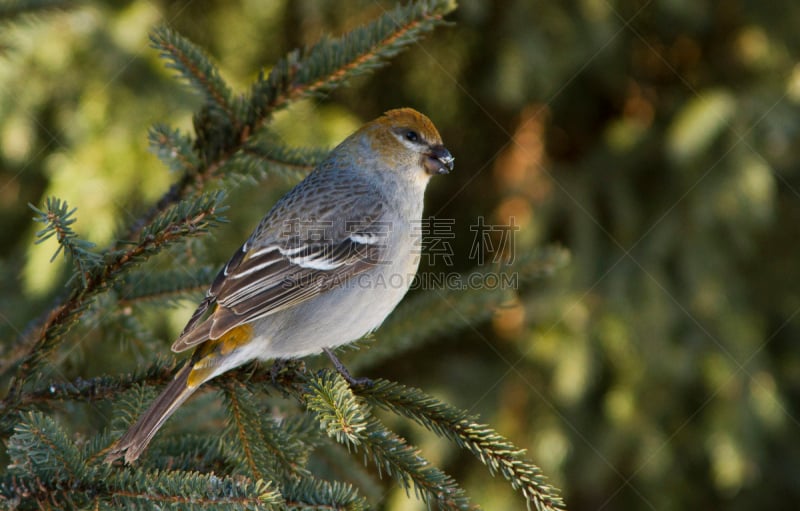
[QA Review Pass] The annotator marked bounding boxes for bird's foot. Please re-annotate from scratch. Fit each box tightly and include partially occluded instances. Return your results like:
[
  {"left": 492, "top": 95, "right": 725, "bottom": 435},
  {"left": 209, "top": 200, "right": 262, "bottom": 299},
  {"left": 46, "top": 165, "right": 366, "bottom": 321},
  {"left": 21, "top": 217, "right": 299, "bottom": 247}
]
[
  {"left": 270, "top": 358, "right": 290, "bottom": 385},
  {"left": 323, "top": 348, "right": 373, "bottom": 388}
]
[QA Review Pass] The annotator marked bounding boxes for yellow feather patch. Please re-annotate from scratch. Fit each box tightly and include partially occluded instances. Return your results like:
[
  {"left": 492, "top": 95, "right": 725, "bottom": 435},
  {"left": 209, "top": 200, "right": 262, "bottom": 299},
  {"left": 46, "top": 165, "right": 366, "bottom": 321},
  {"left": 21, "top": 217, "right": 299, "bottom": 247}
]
[
  {"left": 187, "top": 324, "right": 254, "bottom": 388},
  {"left": 187, "top": 365, "right": 214, "bottom": 389},
  {"left": 219, "top": 324, "right": 254, "bottom": 355}
]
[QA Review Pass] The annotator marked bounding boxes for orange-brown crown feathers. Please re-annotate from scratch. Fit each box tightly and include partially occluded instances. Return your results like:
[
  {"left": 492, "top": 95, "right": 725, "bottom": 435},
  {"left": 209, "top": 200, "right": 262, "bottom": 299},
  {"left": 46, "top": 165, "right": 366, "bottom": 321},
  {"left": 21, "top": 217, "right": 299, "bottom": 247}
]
[
  {"left": 356, "top": 108, "right": 443, "bottom": 151},
  {"left": 379, "top": 108, "right": 443, "bottom": 145}
]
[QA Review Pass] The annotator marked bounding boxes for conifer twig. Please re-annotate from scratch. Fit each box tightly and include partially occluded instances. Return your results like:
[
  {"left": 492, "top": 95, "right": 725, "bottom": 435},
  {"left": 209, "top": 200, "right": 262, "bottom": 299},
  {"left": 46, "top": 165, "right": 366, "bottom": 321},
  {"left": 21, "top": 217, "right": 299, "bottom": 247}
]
[
  {"left": 4, "top": 412, "right": 285, "bottom": 509},
  {"left": 114, "top": 266, "right": 216, "bottom": 307},
  {"left": 358, "top": 379, "right": 566, "bottom": 511},
  {"left": 150, "top": 26, "right": 241, "bottom": 132},
  {"left": 301, "top": 371, "right": 472, "bottom": 510},
  {"left": 2, "top": 193, "right": 225, "bottom": 398},
  {"left": 250, "top": 0, "right": 453, "bottom": 119}
]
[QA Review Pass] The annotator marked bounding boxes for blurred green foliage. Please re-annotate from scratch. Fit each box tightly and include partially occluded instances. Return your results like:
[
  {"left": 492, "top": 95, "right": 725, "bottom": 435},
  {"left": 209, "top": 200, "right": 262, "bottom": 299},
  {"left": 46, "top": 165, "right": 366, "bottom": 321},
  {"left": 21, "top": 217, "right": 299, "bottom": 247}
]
[{"left": 2, "top": 0, "right": 800, "bottom": 509}]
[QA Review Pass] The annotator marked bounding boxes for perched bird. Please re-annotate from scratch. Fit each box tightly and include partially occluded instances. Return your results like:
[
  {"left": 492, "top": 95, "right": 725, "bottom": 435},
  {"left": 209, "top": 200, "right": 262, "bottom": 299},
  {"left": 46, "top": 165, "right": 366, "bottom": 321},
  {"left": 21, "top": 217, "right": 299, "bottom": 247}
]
[{"left": 107, "top": 108, "right": 453, "bottom": 463}]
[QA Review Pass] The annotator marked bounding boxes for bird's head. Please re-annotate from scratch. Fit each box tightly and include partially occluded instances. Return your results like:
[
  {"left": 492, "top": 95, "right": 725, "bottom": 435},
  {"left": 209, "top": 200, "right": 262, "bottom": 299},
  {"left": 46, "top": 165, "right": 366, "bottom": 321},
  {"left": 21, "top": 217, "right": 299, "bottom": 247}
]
[{"left": 354, "top": 108, "right": 454, "bottom": 181}]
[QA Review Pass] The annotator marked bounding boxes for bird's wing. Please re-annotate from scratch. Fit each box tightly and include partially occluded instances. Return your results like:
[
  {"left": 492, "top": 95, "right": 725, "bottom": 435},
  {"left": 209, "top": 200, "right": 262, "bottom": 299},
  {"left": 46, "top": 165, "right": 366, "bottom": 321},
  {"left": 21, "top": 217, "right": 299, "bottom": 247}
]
[{"left": 171, "top": 210, "right": 391, "bottom": 352}]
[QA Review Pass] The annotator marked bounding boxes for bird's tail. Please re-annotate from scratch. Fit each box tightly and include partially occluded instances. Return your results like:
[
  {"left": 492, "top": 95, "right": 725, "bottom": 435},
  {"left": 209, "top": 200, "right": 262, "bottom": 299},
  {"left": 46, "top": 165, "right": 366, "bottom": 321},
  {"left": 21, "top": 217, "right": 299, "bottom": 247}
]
[{"left": 106, "top": 363, "right": 197, "bottom": 464}]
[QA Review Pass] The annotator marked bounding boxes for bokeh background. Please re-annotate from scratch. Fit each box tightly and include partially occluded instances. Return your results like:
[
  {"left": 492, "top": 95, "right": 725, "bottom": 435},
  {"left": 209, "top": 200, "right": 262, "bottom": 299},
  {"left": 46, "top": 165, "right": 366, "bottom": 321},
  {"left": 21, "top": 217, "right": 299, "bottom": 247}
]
[{"left": 2, "top": 0, "right": 800, "bottom": 509}]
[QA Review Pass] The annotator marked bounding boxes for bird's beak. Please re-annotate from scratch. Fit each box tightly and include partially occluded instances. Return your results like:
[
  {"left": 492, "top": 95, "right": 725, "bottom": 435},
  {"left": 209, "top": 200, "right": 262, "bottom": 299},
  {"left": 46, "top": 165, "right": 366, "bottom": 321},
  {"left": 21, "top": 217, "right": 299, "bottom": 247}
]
[{"left": 424, "top": 145, "right": 454, "bottom": 175}]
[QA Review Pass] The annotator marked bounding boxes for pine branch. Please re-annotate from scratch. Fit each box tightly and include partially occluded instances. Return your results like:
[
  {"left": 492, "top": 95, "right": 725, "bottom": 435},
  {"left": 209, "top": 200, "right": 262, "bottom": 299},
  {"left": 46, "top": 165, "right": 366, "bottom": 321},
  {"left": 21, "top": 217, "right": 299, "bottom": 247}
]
[
  {"left": 3, "top": 412, "right": 284, "bottom": 510},
  {"left": 3, "top": 193, "right": 225, "bottom": 407},
  {"left": 249, "top": 0, "right": 454, "bottom": 120},
  {"left": 105, "top": 471, "right": 282, "bottom": 510},
  {"left": 7, "top": 411, "right": 84, "bottom": 480},
  {"left": 148, "top": 124, "right": 200, "bottom": 174},
  {"left": 304, "top": 370, "right": 369, "bottom": 447},
  {"left": 222, "top": 383, "right": 306, "bottom": 482},
  {"left": 145, "top": 434, "right": 229, "bottom": 473},
  {"left": 6, "top": 363, "right": 565, "bottom": 509},
  {"left": 282, "top": 477, "right": 367, "bottom": 511},
  {"left": 302, "top": 371, "right": 472, "bottom": 510},
  {"left": 238, "top": 131, "right": 329, "bottom": 181},
  {"left": 150, "top": 25, "right": 241, "bottom": 134},
  {"left": 29, "top": 197, "right": 103, "bottom": 287},
  {"left": 3, "top": 198, "right": 224, "bottom": 412},
  {"left": 359, "top": 380, "right": 566, "bottom": 511},
  {"left": 115, "top": 266, "right": 216, "bottom": 306},
  {"left": 313, "top": 442, "right": 386, "bottom": 504},
  {"left": 3, "top": 358, "right": 174, "bottom": 410}
]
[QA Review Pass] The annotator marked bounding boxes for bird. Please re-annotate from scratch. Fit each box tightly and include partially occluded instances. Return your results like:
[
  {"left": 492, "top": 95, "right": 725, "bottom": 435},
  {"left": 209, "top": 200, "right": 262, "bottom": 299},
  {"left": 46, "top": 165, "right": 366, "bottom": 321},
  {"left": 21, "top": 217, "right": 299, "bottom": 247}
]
[{"left": 106, "top": 108, "right": 454, "bottom": 464}]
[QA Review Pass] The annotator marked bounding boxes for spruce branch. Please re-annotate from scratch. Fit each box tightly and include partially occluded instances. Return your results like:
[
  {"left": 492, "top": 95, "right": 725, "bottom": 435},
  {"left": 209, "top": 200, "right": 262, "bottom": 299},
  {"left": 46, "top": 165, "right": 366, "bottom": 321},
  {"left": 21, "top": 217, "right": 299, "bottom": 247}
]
[
  {"left": 302, "top": 371, "right": 472, "bottom": 510},
  {"left": 104, "top": 471, "right": 283, "bottom": 510},
  {"left": 7, "top": 411, "right": 84, "bottom": 480},
  {"left": 304, "top": 371, "right": 369, "bottom": 447},
  {"left": 282, "top": 477, "right": 367, "bottom": 511},
  {"left": 250, "top": 0, "right": 454, "bottom": 121},
  {"left": 115, "top": 266, "right": 216, "bottom": 307},
  {"left": 1, "top": 361, "right": 176, "bottom": 435},
  {"left": 222, "top": 383, "right": 311, "bottom": 482},
  {"left": 3, "top": 192, "right": 226, "bottom": 403},
  {"left": 238, "top": 131, "right": 329, "bottom": 181},
  {"left": 218, "top": 383, "right": 266, "bottom": 480},
  {"left": 6, "top": 363, "right": 565, "bottom": 509},
  {"left": 359, "top": 380, "right": 566, "bottom": 511},
  {"left": 2, "top": 360, "right": 273, "bottom": 432},
  {"left": 148, "top": 124, "right": 200, "bottom": 175},
  {"left": 3, "top": 359, "right": 174, "bottom": 410},
  {"left": 29, "top": 197, "right": 103, "bottom": 287},
  {"left": 145, "top": 434, "right": 228, "bottom": 473},
  {"left": 150, "top": 25, "right": 241, "bottom": 133},
  {"left": 3, "top": 412, "right": 284, "bottom": 509}
]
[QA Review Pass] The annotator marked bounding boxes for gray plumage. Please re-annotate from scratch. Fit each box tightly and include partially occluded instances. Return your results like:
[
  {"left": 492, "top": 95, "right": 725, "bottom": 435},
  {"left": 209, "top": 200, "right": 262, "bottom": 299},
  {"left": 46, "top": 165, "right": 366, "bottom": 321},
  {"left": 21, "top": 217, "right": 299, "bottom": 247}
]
[{"left": 107, "top": 108, "right": 453, "bottom": 463}]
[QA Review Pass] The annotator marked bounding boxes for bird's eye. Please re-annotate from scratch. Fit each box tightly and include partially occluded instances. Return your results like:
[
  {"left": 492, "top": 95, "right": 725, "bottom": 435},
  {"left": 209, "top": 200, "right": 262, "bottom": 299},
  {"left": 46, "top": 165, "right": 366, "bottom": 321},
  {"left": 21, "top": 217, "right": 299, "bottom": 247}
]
[{"left": 405, "top": 130, "right": 419, "bottom": 142}]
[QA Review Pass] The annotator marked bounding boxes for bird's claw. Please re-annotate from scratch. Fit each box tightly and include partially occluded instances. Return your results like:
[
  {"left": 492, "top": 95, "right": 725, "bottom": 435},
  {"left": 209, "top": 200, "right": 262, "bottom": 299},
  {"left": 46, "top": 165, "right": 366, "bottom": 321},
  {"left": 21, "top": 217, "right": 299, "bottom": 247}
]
[{"left": 323, "top": 347, "right": 373, "bottom": 388}]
